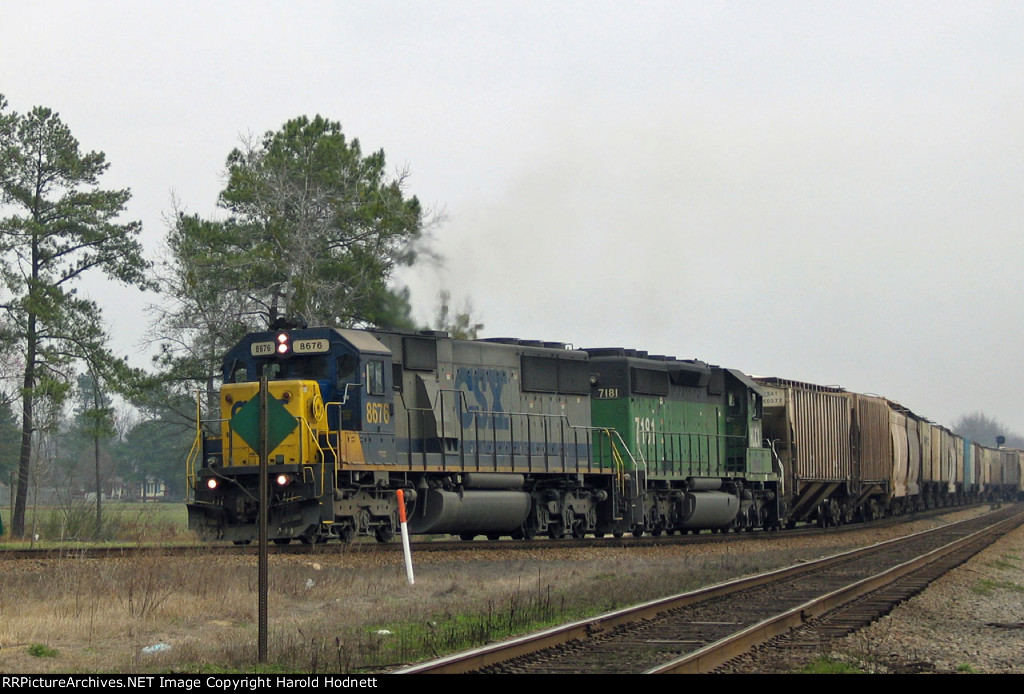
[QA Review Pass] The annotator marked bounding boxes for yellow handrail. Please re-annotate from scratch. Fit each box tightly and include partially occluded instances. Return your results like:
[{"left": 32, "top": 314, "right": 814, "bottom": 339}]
[
  {"left": 598, "top": 427, "right": 644, "bottom": 499},
  {"left": 297, "top": 415, "right": 328, "bottom": 497},
  {"left": 185, "top": 389, "right": 203, "bottom": 502}
]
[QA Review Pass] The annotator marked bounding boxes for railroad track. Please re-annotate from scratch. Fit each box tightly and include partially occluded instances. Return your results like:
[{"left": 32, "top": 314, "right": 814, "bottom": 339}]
[
  {"left": 394, "top": 504, "right": 1024, "bottom": 674},
  {"left": 0, "top": 503, "right": 985, "bottom": 560}
]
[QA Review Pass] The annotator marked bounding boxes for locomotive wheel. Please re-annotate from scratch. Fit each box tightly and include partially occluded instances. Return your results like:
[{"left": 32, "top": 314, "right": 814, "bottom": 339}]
[
  {"left": 232, "top": 540, "right": 251, "bottom": 546},
  {"left": 745, "top": 507, "right": 758, "bottom": 531},
  {"left": 522, "top": 525, "right": 537, "bottom": 541},
  {"left": 357, "top": 509, "right": 372, "bottom": 533},
  {"left": 273, "top": 538, "right": 291, "bottom": 545},
  {"left": 566, "top": 509, "right": 586, "bottom": 539},
  {"left": 460, "top": 533, "right": 476, "bottom": 541},
  {"left": 375, "top": 526, "right": 394, "bottom": 543},
  {"left": 632, "top": 528, "right": 644, "bottom": 538},
  {"left": 299, "top": 526, "right": 322, "bottom": 545},
  {"left": 486, "top": 533, "right": 502, "bottom": 541},
  {"left": 547, "top": 523, "right": 565, "bottom": 540},
  {"left": 647, "top": 510, "right": 661, "bottom": 536}
]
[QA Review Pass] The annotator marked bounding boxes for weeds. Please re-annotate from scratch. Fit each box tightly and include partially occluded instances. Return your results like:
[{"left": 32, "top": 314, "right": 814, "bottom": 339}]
[
  {"left": 797, "top": 656, "right": 864, "bottom": 674},
  {"left": 972, "top": 578, "right": 1024, "bottom": 596},
  {"left": 311, "top": 581, "right": 571, "bottom": 671},
  {"left": 26, "top": 644, "right": 58, "bottom": 658},
  {"left": 122, "top": 554, "right": 176, "bottom": 618}
]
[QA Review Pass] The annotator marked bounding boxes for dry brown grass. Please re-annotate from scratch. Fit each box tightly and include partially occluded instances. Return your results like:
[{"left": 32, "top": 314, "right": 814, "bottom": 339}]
[
  {"left": 0, "top": 537, "right": 831, "bottom": 674},
  {"left": 4, "top": 510, "right": 979, "bottom": 675}
]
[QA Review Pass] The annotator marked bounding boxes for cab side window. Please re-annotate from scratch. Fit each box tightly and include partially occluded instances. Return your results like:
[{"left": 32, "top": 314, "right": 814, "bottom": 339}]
[
  {"left": 337, "top": 354, "right": 357, "bottom": 384},
  {"left": 366, "top": 360, "right": 385, "bottom": 395}
]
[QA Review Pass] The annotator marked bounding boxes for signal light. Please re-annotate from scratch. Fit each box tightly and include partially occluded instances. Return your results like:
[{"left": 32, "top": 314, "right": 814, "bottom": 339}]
[
  {"left": 207, "top": 478, "right": 219, "bottom": 490},
  {"left": 275, "top": 474, "right": 290, "bottom": 486},
  {"left": 276, "top": 332, "right": 290, "bottom": 355}
]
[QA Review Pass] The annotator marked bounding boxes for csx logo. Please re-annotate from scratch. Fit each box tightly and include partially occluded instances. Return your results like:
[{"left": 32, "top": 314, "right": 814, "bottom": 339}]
[
  {"left": 456, "top": 367, "right": 510, "bottom": 430},
  {"left": 366, "top": 402, "right": 390, "bottom": 424}
]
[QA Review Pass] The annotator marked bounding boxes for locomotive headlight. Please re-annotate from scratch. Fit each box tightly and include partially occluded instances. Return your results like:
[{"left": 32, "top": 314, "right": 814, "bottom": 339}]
[
  {"left": 275, "top": 474, "right": 290, "bottom": 486},
  {"left": 206, "top": 478, "right": 219, "bottom": 490},
  {"left": 276, "top": 331, "right": 290, "bottom": 355}
]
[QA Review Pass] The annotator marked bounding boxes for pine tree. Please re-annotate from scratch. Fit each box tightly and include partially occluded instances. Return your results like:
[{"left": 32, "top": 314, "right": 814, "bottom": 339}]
[
  {"left": 0, "top": 96, "right": 150, "bottom": 537},
  {"left": 151, "top": 115, "right": 428, "bottom": 399}
]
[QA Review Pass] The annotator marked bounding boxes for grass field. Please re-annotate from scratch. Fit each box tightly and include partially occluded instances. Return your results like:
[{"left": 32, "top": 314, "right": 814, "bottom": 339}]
[
  {"left": 0, "top": 501, "right": 189, "bottom": 546},
  {"left": 0, "top": 539, "right": 795, "bottom": 674}
]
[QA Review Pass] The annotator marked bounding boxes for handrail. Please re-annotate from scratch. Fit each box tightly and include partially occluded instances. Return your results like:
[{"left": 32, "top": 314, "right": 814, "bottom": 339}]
[
  {"left": 296, "top": 415, "right": 327, "bottom": 496},
  {"left": 316, "top": 387, "right": 738, "bottom": 487},
  {"left": 634, "top": 428, "right": 752, "bottom": 475},
  {"left": 323, "top": 401, "right": 348, "bottom": 468},
  {"left": 595, "top": 426, "right": 642, "bottom": 499},
  {"left": 317, "top": 406, "right": 339, "bottom": 466},
  {"left": 185, "top": 389, "right": 203, "bottom": 503},
  {"left": 392, "top": 385, "right": 659, "bottom": 478}
]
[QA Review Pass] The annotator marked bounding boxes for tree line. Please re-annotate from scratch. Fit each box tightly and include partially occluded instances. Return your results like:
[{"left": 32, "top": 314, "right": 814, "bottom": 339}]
[{"left": 0, "top": 96, "right": 480, "bottom": 538}]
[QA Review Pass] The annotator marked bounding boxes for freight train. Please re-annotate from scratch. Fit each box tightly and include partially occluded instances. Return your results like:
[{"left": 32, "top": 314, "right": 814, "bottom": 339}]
[{"left": 186, "top": 323, "right": 1023, "bottom": 544}]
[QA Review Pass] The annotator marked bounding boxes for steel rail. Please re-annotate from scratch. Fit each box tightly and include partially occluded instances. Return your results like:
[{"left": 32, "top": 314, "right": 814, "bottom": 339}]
[
  {"left": 393, "top": 505, "right": 1024, "bottom": 674},
  {"left": 648, "top": 508, "right": 1024, "bottom": 673}
]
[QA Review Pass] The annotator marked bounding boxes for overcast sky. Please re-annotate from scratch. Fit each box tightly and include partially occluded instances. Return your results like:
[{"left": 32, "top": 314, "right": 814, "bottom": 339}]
[{"left": 3, "top": 1, "right": 1023, "bottom": 436}]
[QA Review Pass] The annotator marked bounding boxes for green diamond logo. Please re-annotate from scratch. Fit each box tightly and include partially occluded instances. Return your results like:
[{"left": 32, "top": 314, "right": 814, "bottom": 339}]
[{"left": 230, "top": 395, "right": 298, "bottom": 455}]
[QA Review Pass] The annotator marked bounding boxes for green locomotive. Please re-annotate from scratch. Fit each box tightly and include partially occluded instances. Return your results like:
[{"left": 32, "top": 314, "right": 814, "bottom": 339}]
[{"left": 586, "top": 348, "right": 779, "bottom": 536}]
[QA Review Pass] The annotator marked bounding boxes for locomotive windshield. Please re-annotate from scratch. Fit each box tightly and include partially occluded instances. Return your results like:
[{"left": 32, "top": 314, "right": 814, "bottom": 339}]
[{"left": 228, "top": 356, "right": 329, "bottom": 382}]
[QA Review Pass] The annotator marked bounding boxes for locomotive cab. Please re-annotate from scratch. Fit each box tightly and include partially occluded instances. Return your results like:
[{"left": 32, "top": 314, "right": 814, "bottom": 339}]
[{"left": 219, "top": 327, "right": 395, "bottom": 446}]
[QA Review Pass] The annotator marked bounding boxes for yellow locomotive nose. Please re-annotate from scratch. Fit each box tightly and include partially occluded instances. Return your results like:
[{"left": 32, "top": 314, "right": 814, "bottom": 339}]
[{"left": 219, "top": 379, "right": 328, "bottom": 467}]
